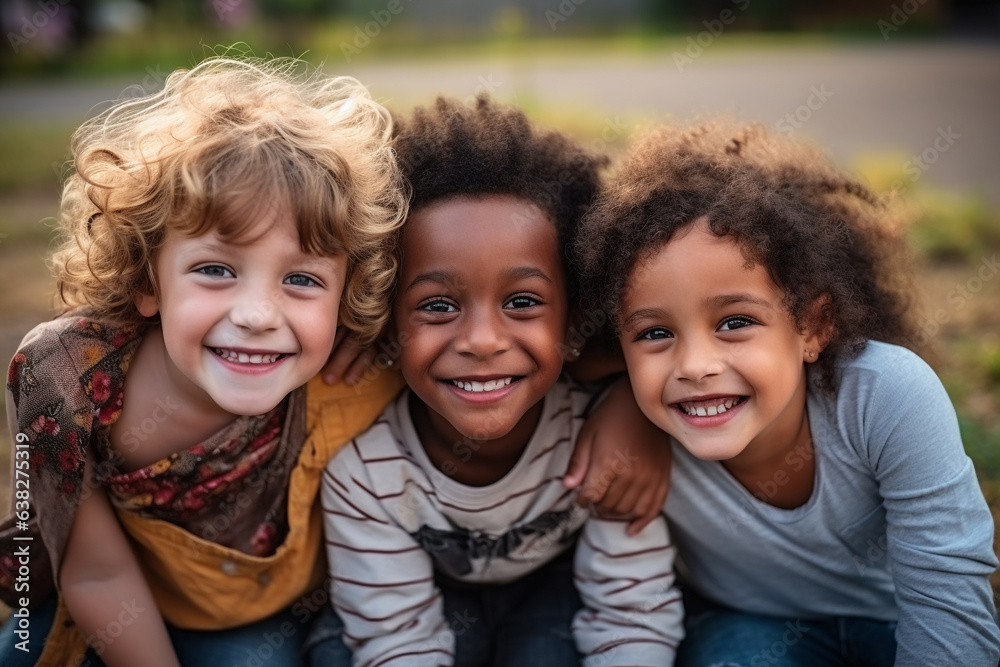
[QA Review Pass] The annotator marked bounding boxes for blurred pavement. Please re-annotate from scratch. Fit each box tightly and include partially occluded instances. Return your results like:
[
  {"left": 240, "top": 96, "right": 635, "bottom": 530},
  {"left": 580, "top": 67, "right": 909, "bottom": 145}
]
[{"left": 1, "top": 41, "right": 998, "bottom": 200}]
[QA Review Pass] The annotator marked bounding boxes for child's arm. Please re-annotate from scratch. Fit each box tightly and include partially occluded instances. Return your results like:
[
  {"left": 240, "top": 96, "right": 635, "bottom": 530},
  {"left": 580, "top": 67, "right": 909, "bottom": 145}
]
[
  {"left": 59, "top": 455, "right": 180, "bottom": 667},
  {"left": 865, "top": 351, "right": 1000, "bottom": 663},
  {"left": 564, "top": 376, "right": 672, "bottom": 535},
  {"left": 321, "top": 446, "right": 453, "bottom": 666},
  {"left": 573, "top": 515, "right": 684, "bottom": 665}
]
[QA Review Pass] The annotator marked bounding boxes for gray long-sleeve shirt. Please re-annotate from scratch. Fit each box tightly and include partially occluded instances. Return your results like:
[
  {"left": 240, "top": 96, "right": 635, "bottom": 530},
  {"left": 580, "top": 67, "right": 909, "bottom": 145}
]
[{"left": 666, "top": 341, "right": 1000, "bottom": 666}]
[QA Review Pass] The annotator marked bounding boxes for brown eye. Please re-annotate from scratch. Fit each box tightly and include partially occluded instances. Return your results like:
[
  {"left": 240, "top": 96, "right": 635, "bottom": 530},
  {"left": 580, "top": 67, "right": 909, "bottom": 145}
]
[
  {"left": 419, "top": 299, "right": 457, "bottom": 313},
  {"left": 505, "top": 295, "right": 540, "bottom": 309},
  {"left": 637, "top": 327, "right": 672, "bottom": 341},
  {"left": 718, "top": 316, "right": 757, "bottom": 331}
]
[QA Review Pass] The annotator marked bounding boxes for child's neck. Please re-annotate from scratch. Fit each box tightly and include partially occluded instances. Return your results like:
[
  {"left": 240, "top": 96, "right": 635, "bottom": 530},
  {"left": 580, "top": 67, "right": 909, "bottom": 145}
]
[
  {"left": 721, "top": 405, "right": 816, "bottom": 510},
  {"left": 410, "top": 394, "right": 544, "bottom": 487},
  {"left": 110, "top": 327, "right": 238, "bottom": 471}
]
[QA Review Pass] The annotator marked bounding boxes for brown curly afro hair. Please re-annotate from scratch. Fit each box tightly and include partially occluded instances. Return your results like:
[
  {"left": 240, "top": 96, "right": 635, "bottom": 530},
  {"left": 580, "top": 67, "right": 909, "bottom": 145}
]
[
  {"left": 574, "top": 119, "right": 915, "bottom": 391},
  {"left": 391, "top": 95, "right": 608, "bottom": 303}
]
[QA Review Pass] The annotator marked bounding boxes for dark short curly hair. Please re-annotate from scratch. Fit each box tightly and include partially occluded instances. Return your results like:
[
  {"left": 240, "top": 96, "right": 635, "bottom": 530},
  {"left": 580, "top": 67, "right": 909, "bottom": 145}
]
[
  {"left": 391, "top": 95, "right": 608, "bottom": 302},
  {"left": 575, "top": 119, "right": 915, "bottom": 391}
]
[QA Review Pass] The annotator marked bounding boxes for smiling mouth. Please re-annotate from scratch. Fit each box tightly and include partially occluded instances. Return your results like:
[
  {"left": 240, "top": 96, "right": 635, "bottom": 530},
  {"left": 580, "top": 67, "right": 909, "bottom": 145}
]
[
  {"left": 676, "top": 396, "right": 746, "bottom": 417},
  {"left": 449, "top": 377, "right": 516, "bottom": 393},
  {"left": 212, "top": 348, "right": 287, "bottom": 365}
]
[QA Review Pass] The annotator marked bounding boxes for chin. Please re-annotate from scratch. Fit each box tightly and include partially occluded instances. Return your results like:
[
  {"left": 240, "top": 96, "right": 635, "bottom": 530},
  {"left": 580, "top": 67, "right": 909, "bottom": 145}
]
[
  {"left": 452, "top": 417, "right": 518, "bottom": 443},
  {"left": 215, "top": 395, "right": 284, "bottom": 417},
  {"left": 676, "top": 438, "right": 748, "bottom": 462}
]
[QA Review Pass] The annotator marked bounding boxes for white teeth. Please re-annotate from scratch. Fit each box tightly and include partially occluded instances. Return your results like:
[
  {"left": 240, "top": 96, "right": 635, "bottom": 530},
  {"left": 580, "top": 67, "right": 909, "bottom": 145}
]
[
  {"left": 452, "top": 377, "right": 513, "bottom": 393},
  {"left": 213, "top": 348, "right": 282, "bottom": 364},
  {"left": 682, "top": 397, "right": 737, "bottom": 417}
]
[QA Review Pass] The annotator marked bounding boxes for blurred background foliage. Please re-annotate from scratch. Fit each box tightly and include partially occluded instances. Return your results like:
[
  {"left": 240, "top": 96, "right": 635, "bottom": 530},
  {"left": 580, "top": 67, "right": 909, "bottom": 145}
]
[{"left": 2, "top": 0, "right": 999, "bottom": 77}]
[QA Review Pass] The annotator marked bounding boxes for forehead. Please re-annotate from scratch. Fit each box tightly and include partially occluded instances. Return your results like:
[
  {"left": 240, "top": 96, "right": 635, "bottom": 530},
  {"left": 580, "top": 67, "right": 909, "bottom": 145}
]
[
  {"left": 401, "top": 195, "right": 562, "bottom": 270},
  {"left": 623, "top": 222, "right": 781, "bottom": 308}
]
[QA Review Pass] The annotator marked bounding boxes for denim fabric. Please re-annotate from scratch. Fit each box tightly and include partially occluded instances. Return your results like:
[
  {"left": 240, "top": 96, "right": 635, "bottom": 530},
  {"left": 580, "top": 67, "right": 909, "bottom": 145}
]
[
  {"left": 0, "top": 594, "right": 320, "bottom": 667},
  {"left": 677, "top": 587, "right": 897, "bottom": 667},
  {"left": 0, "top": 595, "right": 55, "bottom": 667},
  {"left": 301, "top": 603, "right": 352, "bottom": 667},
  {"left": 305, "top": 548, "right": 582, "bottom": 667},
  {"left": 440, "top": 548, "right": 582, "bottom": 667}
]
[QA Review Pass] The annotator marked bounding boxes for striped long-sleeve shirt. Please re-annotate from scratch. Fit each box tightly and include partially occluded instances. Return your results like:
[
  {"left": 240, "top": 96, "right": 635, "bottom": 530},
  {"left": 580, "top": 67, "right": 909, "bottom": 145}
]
[{"left": 321, "top": 380, "right": 683, "bottom": 666}]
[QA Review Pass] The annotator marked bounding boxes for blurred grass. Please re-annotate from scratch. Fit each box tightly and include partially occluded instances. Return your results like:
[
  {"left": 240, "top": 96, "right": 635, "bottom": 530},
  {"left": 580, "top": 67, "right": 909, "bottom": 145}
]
[{"left": 0, "top": 123, "right": 74, "bottom": 194}]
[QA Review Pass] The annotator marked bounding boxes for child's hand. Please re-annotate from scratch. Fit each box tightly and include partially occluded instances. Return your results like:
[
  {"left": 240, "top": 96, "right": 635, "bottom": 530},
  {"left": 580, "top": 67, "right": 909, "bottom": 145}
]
[
  {"left": 322, "top": 327, "right": 379, "bottom": 385},
  {"left": 563, "top": 377, "right": 672, "bottom": 536}
]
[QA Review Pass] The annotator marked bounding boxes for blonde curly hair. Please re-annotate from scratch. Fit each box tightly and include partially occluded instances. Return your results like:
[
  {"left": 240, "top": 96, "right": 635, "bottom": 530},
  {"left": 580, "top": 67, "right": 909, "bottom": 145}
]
[{"left": 53, "top": 55, "right": 407, "bottom": 343}]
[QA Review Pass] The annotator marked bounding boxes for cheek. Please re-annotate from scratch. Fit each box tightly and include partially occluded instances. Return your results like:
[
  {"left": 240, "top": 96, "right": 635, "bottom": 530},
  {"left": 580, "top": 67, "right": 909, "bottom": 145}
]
[
  {"left": 633, "top": 369, "right": 664, "bottom": 405},
  {"left": 396, "top": 330, "right": 440, "bottom": 378},
  {"left": 622, "top": 350, "right": 662, "bottom": 402}
]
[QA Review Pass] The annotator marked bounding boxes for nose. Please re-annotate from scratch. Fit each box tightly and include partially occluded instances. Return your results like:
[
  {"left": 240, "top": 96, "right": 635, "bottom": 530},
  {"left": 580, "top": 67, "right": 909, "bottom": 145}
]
[
  {"left": 229, "top": 287, "right": 282, "bottom": 336},
  {"left": 674, "top": 334, "right": 725, "bottom": 383},
  {"left": 454, "top": 306, "right": 510, "bottom": 358}
]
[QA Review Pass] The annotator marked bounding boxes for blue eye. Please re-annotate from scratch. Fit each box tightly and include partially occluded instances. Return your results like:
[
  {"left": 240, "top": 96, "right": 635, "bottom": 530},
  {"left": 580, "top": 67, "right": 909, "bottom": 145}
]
[
  {"left": 637, "top": 327, "right": 672, "bottom": 341},
  {"left": 419, "top": 299, "right": 457, "bottom": 313},
  {"left": 285, "top": 273, "right": 320, "bottom": 288},
  {"left": 718, "top": 316, "right": 757, "bottom": 331},
  {"left": 505, "top": 295, "right": 540, "bottom": 310},
  {"left": 195, "top": 265, "right": 233, "bottom": 278}
]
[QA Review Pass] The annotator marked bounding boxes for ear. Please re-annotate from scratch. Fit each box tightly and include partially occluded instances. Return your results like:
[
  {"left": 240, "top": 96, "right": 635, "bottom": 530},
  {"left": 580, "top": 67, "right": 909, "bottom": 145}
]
[
  {"left": 561, "top": 308, "right": 584, "bottom": 362},
  {"left": 134, "top": 261, "right": 160, "bottom": 318},
  {"left": 801, "top": 294, "right": 834, "bottom": 363},
  {"left": 135, "top": 291, "right": 159, "bottom": 318}
]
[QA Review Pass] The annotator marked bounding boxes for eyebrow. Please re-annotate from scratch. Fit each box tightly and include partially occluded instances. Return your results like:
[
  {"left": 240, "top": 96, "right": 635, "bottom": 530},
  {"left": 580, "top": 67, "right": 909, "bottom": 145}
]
[
  {"left": 404, "top": 270, "right": 455, "bottom": 292},
  {"left": 177, "top": 239, "right": 334, "bottom": 270},
  {"left": 621, "top": 307, "right": 669, "bottom": 331},
  {"left": 621, "top": 293, "right": 774, "bottom": 330},
  {"left": 503, "top": 266, "right": 554, "bottom": 284},
  {"left": 404, "top": 266, "right": 554, "bottom": 292},
  {"left": 710, "top": 293, "right": 774, "bottom": 309}
]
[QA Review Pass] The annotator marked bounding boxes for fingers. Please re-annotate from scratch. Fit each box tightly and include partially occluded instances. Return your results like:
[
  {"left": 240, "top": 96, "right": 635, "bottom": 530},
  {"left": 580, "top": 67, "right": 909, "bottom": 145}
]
[
  {"left": 626, "top": 503, "right": 660, "bottom": 536},
  {"left": 564, "top": 430, "right": 594, "bottom": 490},
  {"left": 342, "top": 345, "right": 378, "bottom": 385},
  {"left": 624, "top": 461, "right": 669, "bottom": 535},
  {"left": 575, "top": 455, "right": 613, "bottom": 506},
  {"left": 322, "top": 329, "right": 351, "bottom": 384}
]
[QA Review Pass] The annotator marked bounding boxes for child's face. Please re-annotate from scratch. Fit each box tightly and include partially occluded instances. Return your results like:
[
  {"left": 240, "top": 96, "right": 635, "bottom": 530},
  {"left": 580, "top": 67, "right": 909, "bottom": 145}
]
[
  {"left": 393, "top": 195, "right": 569, "bottom": 444},
  {"left": 619, "top": 219, "right": 819, "bottom": 463},
  {"left": 137, "top": 207, "right": 347, "bottom": 416}
]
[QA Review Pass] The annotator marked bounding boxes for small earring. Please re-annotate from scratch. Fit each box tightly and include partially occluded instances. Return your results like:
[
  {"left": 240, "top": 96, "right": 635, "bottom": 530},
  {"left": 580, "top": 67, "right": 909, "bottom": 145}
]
[
  {"left": 386, "top": 358, "right": 394, "bottom": 367},
  {"left": 807, "top": 350, "right": 816, "bottom": 359},
  {"left": 568, "top": 347, "right": 581, "bottom": 360}
]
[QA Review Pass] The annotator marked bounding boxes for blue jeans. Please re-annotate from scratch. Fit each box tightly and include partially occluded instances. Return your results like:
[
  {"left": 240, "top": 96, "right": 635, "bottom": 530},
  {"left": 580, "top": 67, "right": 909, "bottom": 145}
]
[
  {"left": 305, "top": 548, "right": 582, "bottom": 667},
  {"left": 677, "top": 587, "right": 897, "bottom": 667},
  {"left": 0, "top": 591, "right": 327, "bottom": 667}
]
